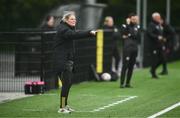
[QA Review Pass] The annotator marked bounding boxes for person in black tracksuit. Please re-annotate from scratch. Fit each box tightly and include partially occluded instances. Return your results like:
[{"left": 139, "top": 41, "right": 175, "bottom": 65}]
[
  {"left": 41, "top": 15, "right": 55, "bottom": 30},
  {"left": 147, "top": 12, "right": 166, "bottom": 78},
  {"left": 102, "top": 16, "right": 121, "bottom": 74},
  {"left": 53, "top": 12, "right": 96, "bottom": 113},
  {"left": 159, "top": 18, "right": 176, "bottom": 75},
  {"left": 120, "top": 13, "right": 140, "bottom": 88}
]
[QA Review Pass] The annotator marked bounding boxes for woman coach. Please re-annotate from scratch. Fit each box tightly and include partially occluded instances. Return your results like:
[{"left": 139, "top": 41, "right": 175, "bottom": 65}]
[{"left": 53, "top": 12, "right": 96, "bottom": 113}]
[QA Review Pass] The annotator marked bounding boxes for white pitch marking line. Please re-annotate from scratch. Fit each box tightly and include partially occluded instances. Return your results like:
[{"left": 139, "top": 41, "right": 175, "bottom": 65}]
[
  {"left": 147, "top": 102, "right": 180, "bottom": 118},
  {"left": 91, "top": 96, "right": 137, "bottom": 112},
  {"left": 117, "top": 95, "right": 136, "bottom": 98},
  {"left": 22, "top": 108, "right": 44, "bottom": 112}
]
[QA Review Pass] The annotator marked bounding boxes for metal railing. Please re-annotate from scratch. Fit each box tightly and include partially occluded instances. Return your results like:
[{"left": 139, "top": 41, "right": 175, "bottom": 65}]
[
  {"left": 0, "top": 29, "right": 180, "bottom": 92},
  {"left": 0, "top": 30, "right": 101, "bottom": 92}
]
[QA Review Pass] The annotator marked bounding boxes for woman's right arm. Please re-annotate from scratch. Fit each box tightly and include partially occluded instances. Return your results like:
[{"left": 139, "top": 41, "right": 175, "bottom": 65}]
[{"left": 62, "top": 28, "right": 93, "bottom": 40}]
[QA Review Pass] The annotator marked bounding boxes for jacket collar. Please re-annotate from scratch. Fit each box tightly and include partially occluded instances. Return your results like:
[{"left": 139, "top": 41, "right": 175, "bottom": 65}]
[
  {"left": 152, "top": 19, "right": 160, "bottom": 25},
  {"left": 61, "top": 22, "right": 75, "bottom": 30}
]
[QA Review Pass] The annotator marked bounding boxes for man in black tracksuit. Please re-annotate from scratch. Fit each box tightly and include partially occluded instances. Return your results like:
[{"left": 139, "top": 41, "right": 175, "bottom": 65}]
[
  {"left": 120, "top": 13, "right": 140, "bottom": 88},
  {"left": 147, "top": 12, "right": 166, "bottom": 78},
  {"left": 159, "top": 18, "right": 176, "bottom": 75}
]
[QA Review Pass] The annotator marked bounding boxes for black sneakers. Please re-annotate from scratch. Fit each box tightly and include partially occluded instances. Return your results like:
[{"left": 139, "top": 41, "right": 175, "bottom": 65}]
[
  {"left": 150, "top": 70, "right": 158, "bottom": 79},
  {"left": 159, "top": 71, "right": 168, "bottom": 75}
]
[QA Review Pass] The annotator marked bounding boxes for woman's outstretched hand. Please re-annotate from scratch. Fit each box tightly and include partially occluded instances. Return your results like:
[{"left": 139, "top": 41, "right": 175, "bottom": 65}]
[{"left": 90, "top": 30, "right": 97, "bottom": 35}]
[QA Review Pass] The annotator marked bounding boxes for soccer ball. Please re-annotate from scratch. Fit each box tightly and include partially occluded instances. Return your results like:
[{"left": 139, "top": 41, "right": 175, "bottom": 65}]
[{"left": 101, "top": 73, "right": 111, "bottom": 81}]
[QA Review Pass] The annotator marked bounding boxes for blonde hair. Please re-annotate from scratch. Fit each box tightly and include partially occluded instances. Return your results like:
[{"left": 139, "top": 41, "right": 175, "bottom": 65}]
[
  {"left": 104, "top": 16, "right": 113, "bottom": 25},
  {"left": 62, "top": 11, "right": 75, "bottom": 22},
  {"left": 152, "top": 12, "right": 160, "bottom": 18}
]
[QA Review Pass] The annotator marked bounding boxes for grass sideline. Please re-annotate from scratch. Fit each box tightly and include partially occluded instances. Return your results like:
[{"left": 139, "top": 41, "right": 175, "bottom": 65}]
[{"left": 0, "top": 61, "right": 180, "bottom": 117}]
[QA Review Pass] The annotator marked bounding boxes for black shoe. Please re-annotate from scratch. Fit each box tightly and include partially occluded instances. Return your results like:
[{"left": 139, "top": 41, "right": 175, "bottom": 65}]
[
  {"left": 150, "top": 70, "right": 158, "bottom": 79},
  {"left": 159, "top": 71, "right": 168, "bottom": 75},
  {"left": 152, "top": 75, "right": 158, "bottom": 79},
  {"left": 125, "top": 84, "right": 133, "bottom": 88},
  {"left": 120, "top": 85, "right": 125, "bottom": 88}
]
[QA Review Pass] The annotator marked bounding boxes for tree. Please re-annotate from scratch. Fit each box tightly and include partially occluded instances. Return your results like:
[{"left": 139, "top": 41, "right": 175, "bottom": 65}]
[{"left": 0, "top": 0, "right": 77, "bottom": 31}]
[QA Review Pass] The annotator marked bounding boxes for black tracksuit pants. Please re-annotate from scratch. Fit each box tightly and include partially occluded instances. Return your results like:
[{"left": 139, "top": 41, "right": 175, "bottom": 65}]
[
  {"left": 112, "top": 47, "right": 121, "bottom": 71},
  {"left": 58, "top": 60, "right": 74, "bottom": 108},
  {"left": 150, "top": 49, "right": 165, "bottom": 75},
  {"left": 120, "top": 48, "right": 137, "bottom": 86},
  {"left": 161, "top": 50, "right": 168, "bottom": 73}
]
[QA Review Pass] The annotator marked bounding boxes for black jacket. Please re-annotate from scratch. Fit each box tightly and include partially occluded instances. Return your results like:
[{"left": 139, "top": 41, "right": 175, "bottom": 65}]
[
  {"left": 121, "top": 23, "right": 140, "bottom": 51},
  {"left": 102, "top": 25, "right": 120, "bottom": 41},
  {"left": 53, "top": 22, "right": 92, "bottom": 74},
  {"left": 163, "top": 23, "right": 176, "bottom": 50},
  {"left": 102, "top": 25, "right": 120, "bottom": 51},
  {"left": 147, "top": 20, "right": 164, "bottom": 51}
]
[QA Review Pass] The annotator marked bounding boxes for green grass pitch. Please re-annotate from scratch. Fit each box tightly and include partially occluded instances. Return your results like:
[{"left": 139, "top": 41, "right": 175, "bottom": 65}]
[{"left": 0, "top": 61, "right": 180, "bottom": 118}]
